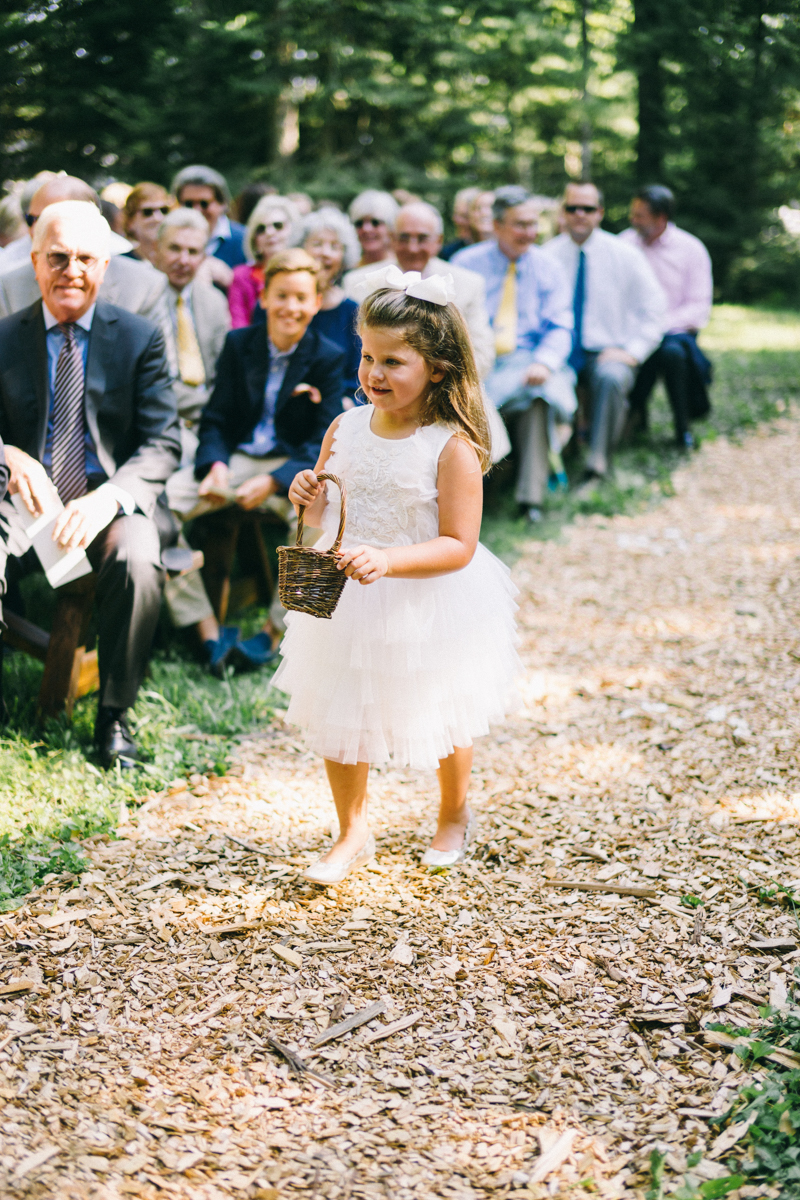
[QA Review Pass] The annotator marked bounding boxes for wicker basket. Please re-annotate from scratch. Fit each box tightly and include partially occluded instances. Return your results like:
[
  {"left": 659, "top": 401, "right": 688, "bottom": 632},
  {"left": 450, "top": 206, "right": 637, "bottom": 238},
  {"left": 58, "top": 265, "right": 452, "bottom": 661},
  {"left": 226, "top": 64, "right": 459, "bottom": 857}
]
[{"left": 277, "top": 473, "right": 348, "bottom": 619}]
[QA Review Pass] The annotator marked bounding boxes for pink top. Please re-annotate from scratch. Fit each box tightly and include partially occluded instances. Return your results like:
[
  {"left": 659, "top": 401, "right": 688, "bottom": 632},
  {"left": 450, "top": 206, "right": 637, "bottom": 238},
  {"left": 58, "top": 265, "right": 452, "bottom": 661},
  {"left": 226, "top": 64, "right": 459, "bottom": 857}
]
[
  {"left": 619, "top": 223, "right": 712, "bottom": 334},
  {"left": 229, "top": 263, "right": 264, "bottom": 328}
]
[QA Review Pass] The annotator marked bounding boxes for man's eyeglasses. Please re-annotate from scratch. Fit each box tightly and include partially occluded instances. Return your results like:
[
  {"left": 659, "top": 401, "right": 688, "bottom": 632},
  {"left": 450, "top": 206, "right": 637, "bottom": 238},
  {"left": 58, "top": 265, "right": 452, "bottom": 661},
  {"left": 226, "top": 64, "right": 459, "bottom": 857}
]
[
  {"left": 183, "top": 198, "right": 212, "bottom": 211},
  {"left": 254, "top": 221, "right": 285, "bottom": 234},
  {"left": 138, "top": 205, "right": 171, "bottom": 219},
  {"left": 396, "top": 233, "right": 433, "bottom": 245},
  {"left": 564, "top": 205, "right": 599, "bottom": 214},
  {"left": 354, "top": 218, "right": 384, "bottom": 229},
  {"left": 45, "top": 251, "right": 99, "bottom": 273}
]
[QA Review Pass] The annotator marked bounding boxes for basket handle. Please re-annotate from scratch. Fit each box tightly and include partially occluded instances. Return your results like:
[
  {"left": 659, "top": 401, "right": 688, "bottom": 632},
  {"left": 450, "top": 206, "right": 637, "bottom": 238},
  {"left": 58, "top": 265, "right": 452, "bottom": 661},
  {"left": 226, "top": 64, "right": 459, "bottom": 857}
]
[{"left": 295, "top": 472, "right": 347, "bottom": 552}]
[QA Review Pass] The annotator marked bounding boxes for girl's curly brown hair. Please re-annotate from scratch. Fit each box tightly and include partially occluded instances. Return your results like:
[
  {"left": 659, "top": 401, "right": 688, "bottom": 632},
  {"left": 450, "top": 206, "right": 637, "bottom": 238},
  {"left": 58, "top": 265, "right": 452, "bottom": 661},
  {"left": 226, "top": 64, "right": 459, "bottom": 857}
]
[{"left": 359, "top": 289, "right": 492, "bottom": 472}]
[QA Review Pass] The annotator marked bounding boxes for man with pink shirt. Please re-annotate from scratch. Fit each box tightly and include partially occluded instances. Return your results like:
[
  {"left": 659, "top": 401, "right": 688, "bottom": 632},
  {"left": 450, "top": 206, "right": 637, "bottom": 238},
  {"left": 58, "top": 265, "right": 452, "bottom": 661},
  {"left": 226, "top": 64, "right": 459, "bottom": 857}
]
[{"left": 620, "top": 185, "right": 713, "bottom": 449}]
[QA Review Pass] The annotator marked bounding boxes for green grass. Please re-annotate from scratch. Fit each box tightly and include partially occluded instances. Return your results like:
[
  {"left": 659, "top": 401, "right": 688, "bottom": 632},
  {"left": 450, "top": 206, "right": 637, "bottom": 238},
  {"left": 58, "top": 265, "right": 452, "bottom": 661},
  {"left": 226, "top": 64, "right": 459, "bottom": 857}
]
[
  {"left": 3, "top": 302, "right": 800, "bottom": 906},
  {"left": 482, "top": 304, "right": 800, "bottom": 563},
  {"left": 0, "top": 609, "right": 278, "bottom": 909}
]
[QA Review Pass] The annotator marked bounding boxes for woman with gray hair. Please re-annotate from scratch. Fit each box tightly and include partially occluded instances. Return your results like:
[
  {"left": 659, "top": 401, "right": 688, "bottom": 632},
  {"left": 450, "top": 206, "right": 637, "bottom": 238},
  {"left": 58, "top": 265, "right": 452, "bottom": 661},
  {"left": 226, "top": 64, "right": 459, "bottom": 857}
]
[
  {"left": 348, "top": 189, "right": 398, "bottom": 266},
  {"left": 297, "top": 207, "right": 362, "bottom": 401},
  {"left": 228, "top": 194, "right": 300, "bottom": 327}
]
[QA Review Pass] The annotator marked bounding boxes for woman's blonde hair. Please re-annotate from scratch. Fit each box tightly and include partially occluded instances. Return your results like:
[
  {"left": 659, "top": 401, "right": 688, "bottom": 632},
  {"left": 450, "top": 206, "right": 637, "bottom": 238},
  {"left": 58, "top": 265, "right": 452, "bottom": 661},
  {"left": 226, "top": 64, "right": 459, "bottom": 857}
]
[
  {"left": 358, "top": 290, "right": 492, "bottom": 472},
  {"left": 123, "top": 183, "right": 173, "bottom": 233}
]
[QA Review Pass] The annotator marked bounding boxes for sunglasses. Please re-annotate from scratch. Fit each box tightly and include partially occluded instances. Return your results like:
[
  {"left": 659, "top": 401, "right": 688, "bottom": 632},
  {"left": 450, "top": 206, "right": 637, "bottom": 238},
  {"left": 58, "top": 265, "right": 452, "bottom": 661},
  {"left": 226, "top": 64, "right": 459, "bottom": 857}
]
[
  {"left": 255, "top": 221, "right": 285, "bottom": 234},
  {"left": 45, "top": 251, "right": 99, "bottom": 273},
  {"left": 564, "top": 205, "right": 599, "bottom": 214},
  {"left": 354, "top": 218, "right": 384, "bottom": 229},
  {"left": 25, "top": 213, "right": 37, "bottom": 227},
  {"left": 183, "top": 198, "right": 212, "bottom": 211},
  {"left": 138, "top": 205, "right": 171, "bottom": 218}
]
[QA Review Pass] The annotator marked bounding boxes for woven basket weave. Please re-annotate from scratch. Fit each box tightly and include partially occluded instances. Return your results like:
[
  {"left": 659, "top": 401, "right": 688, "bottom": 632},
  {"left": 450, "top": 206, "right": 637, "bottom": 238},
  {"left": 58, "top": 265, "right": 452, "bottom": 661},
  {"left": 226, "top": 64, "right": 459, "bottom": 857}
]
[{"left": 277, "top": 473, "right": 347, "bottom": 619}]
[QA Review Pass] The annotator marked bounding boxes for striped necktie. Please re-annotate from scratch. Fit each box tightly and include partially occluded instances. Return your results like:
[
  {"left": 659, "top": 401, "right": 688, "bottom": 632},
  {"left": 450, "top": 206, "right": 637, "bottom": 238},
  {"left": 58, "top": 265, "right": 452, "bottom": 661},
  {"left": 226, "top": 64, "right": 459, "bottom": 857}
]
[{"left": 51, "top": 323, "right": 88, "bottom": 503}]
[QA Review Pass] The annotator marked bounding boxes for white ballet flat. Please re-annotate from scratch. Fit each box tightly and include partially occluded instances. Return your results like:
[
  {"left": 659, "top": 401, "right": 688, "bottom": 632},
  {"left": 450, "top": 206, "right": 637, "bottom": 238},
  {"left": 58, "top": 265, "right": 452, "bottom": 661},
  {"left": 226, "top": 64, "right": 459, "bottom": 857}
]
[
  {"left": 421, "top": 808, "right": 476, "bottom": 870},
  {"left": 302, "top": 833, "right": 376, "bottom": 885}
]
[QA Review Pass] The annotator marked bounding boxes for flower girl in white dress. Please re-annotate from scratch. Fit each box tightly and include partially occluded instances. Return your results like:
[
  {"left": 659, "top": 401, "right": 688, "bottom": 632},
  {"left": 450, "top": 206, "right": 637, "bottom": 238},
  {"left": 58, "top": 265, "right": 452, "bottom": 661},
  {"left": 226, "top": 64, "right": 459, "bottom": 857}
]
[{"left": 273, "top": 267, "right": 521, "bottom": 882}]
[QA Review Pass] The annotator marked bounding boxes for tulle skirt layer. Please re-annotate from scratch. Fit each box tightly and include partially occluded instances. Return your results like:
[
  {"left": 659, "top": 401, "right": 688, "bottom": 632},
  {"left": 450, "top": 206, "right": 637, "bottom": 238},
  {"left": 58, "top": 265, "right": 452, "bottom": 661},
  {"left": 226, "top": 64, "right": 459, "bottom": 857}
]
[{"left": 271, "top": 544, "right": 521, "bottom": 770}]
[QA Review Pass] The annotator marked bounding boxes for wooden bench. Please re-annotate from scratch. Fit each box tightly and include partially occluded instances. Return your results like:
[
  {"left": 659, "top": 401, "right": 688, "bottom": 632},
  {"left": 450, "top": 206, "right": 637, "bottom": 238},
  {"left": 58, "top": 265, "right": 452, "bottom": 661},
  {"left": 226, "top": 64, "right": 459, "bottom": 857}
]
[
  {"left": 2, "top": 573, "right": 99, "bottom": 719},
  {"left": 196, "top": 507, "right": 282, "bottom": 624}
]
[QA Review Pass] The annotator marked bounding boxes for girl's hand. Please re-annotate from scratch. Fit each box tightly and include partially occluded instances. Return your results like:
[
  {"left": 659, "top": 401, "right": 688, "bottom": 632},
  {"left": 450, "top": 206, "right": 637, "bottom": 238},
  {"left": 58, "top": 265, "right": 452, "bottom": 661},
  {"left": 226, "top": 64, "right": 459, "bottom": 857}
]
[
  {"left": 337, "top": 545, "right": 390, "bottom": 585},
  {"left": 289, "top": 470, "right": 323, "bottom": 508}
]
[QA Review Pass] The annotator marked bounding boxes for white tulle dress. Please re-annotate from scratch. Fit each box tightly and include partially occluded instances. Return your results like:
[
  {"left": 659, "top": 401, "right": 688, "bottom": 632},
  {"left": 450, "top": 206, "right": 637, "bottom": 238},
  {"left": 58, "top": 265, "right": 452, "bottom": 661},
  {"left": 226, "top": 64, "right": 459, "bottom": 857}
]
[{"left": 271, "top": 405, "right": 521, "bottom": 769}]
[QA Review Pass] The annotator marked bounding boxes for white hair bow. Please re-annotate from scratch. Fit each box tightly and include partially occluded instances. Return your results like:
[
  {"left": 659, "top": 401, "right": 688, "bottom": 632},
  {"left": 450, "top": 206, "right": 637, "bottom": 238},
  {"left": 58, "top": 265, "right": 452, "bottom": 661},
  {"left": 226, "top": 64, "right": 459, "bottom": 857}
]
[{"left": 351, "top": 263, "right": 456, "bottom": 306}]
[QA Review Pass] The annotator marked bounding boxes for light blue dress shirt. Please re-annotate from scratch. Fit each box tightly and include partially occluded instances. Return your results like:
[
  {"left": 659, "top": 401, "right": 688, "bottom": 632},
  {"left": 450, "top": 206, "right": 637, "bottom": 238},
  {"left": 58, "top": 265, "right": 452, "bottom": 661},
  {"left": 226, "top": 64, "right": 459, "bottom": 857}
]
[
  {"left": 42, "top": 303, "right": 105, "bottom": 481},
  {"left": 451, "top": 239, "right": 573, "bottom": 371},
  {"left": 237, "top": 340, "right": 297, "bottom": 457}
]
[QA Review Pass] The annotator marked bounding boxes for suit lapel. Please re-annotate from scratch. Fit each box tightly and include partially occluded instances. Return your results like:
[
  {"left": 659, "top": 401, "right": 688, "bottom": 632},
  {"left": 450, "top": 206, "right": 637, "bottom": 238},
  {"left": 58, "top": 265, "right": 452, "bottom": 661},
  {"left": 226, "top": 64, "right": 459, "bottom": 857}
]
[
  {"left": 276, "top": 330, "right": 314, "bottom": 413},
  {"left": 17, "top": 302, "right": 49, "bottom": 458},
  {"left": 243, "top": 327, "right": 269, "bottom": 423},
  {"left": 84, "top": 301, "right": 118, "bottom": 479}
]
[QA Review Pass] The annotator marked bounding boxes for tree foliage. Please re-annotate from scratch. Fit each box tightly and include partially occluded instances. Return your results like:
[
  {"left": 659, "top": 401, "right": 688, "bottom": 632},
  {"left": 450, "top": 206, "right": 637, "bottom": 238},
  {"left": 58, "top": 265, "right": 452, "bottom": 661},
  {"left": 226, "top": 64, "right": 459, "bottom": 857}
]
[{"left": 3, "top": 1, "right": 800, "bottom": 292}]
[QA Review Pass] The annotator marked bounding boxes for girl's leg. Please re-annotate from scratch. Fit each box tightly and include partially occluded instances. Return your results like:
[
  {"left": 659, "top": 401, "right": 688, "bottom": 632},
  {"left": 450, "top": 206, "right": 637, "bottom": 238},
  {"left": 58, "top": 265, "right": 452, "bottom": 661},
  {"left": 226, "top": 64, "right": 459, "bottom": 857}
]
[
  {"left": 319, "top": 759, "right": 371, "bottom": 865},
  {"left": 430, "top": 745, "right": 473, "bottom": 852}
]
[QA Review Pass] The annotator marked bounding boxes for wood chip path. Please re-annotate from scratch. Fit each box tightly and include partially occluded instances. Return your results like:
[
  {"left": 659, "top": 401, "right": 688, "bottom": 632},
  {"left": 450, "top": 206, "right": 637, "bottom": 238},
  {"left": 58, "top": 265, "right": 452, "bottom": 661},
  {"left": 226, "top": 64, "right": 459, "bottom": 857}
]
[{"left": 3, "top": 422, "right": 800, "bottom": 1199}]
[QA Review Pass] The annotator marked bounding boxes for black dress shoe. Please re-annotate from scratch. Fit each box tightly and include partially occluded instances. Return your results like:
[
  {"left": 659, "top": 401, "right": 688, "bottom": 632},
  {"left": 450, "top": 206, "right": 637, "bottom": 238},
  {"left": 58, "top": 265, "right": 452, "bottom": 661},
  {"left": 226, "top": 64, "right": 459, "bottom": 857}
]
[{"left": 95, "top": 707, "right": 139, "bottom": 770}]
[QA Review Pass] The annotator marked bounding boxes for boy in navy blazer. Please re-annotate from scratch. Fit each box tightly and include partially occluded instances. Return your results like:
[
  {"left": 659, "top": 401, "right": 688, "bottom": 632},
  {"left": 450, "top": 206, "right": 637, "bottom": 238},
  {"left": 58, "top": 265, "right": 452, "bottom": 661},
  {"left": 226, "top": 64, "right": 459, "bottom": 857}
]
[{"left": 165, "top": 248, "right": 345, "bottom": 670}]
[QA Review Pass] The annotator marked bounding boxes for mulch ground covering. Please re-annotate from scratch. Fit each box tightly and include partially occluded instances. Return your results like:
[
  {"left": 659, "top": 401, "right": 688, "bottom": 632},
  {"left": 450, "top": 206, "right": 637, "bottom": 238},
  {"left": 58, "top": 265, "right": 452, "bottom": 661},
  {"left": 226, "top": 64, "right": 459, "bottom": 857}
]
[{"left": 2, "top": 420, "right": 800, "bottom": 1199}]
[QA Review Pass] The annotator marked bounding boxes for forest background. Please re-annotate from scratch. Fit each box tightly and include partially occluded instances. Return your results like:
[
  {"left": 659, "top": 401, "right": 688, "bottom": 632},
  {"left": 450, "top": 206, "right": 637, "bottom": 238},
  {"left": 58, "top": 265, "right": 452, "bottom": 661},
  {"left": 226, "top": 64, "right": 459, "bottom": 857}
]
[{"left": 4, "top": 1, "right": 800, "bottom": 301}]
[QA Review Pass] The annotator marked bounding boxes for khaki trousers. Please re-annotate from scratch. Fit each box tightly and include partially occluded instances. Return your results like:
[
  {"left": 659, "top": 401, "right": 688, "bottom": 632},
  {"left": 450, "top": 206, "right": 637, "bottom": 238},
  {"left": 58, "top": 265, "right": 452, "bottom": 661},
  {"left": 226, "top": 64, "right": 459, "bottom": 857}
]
[{"left": 164, "top": 452, "right": 291, "bottom": 629}]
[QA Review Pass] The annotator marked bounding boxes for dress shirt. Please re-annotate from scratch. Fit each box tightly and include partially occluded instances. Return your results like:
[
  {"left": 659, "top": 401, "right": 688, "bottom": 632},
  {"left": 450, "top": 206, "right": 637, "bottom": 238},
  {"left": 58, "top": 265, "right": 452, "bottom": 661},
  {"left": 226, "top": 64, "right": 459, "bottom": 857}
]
[
  {"left": 42, "top": 303, "right": 135, "bottom": 514},
  {"left": 451, "top": 239, "right": 572, "bottom": 371},
  {"left": 619, "top": 223, "right": 712, "bottom": 333},
  {"left": 543, "top": 229, "right": 666, "bottom": 364},
  {"left": 207, "top": 214, "right": 232, "bottom": 260},
  {"left": 237, "top": 339, "right": 297, "bottom": 457}
]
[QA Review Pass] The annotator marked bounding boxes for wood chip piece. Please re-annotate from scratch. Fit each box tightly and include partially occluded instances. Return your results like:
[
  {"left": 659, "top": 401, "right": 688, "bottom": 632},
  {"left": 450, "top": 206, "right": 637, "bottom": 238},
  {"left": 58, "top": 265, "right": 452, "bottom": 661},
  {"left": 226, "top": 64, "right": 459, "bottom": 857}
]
[
  {"left": 363, "top": 1010, "right": 423, "bottom": 1045},
  {"left": 185, "top": 989, "right": 244, "bottom": 1027},
  {"left": 544, "top": 880, "right": 657, "bottom": 898},
  {"left": 313, "top": 1000, "right": 386, "bottom": 1047},
  {"left": 271, "top": 943, "right": 303, "bottom": 967},
  {"left": 529, "top": 1129, "right": 578, "bottom": 1184}
]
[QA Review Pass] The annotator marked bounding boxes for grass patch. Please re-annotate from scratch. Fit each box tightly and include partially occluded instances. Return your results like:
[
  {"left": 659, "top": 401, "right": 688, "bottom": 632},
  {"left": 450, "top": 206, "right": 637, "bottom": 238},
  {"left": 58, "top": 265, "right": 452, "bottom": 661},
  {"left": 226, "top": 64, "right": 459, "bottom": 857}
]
[
  {"left": 482, "top": 304, "right": 800, "bottom": 564},
  {"left": 0, "top": 609, "right": 278, "bottom": 908}
]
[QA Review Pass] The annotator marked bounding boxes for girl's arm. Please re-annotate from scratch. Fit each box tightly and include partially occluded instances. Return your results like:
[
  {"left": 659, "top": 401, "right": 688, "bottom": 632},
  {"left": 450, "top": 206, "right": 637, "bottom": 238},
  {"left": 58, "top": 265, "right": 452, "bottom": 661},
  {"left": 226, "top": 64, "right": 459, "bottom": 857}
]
[
  {"left": 339, "top": 436, "right": 483, "bottom": 584},
  {"left": 286, "top": 415, "right": 343, "bottom": 528}
]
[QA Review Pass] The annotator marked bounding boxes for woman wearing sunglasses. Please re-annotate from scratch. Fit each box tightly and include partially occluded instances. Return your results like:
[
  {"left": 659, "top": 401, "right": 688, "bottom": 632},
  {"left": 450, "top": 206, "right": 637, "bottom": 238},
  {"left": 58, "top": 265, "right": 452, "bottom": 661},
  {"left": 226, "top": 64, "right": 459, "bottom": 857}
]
[
  {"left": 229, "top": 195, "right": 300, "bottom": 327},
  {"left": 123, "top": 183, "right": 175, "bottom": 266}
]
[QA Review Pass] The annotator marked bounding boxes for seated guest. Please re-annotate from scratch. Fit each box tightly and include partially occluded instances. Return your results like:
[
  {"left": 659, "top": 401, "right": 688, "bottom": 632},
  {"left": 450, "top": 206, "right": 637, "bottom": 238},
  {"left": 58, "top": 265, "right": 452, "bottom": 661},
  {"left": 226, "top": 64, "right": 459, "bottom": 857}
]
[
  {"left": 342, "top": 190, "right": 399, "bottom": 295},
  {"left": 123, "top": 183, "right": 174, "bottom": 266},
  {"left": 440, "top": 187, "right": 482, "bottom": 262},
  {"left": 165, "top": 249, "right": 345, "bottom": 672},
  {"left": 390, "top": 201, "right": 495, "bottom": 382},
  {"left": 467, "top": 190, "right": 497, "bottom": 243},
  {"left": 296, "top": 208, "right": 361, "bottom": 402},
  {"left": 0, "top": 176, "right": 169, "bottom": 324},
  {"left": 228, "top": 195, "right": 300, "bottom": 328},
  {"left": 172, "top": 166, "right": 246, "bottom": 267},
  {"left": 620, "top": 185, "right": 713, "bottom": 448},
  {"left": 0, "top": 201, "right": 180, "bottom": 766},
  {"left": 154, "top": 208, "right": 230, "bottom": 465},
  {"left": 543, "top": 182, "right": 666, "bottom": 486},
  {"left": 453, "top": 186, "right": 575, "bottom": 522},
  {"left": 0, "top": 173, "right": 57, "bottom": 278}
]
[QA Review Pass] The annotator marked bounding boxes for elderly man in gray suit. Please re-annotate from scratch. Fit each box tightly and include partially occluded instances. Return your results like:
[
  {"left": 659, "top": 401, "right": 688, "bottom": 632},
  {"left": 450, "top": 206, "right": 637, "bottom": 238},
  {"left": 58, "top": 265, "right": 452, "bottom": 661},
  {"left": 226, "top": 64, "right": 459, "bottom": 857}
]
[
  {"left": 0, "top": 176, "right": 168, "bottom": 324},
  {"left": 0, "top": 201, "right": 180, "bottom": 768},
  {"left": 152, "top": 206, "right": 232, "bottom": 632}
]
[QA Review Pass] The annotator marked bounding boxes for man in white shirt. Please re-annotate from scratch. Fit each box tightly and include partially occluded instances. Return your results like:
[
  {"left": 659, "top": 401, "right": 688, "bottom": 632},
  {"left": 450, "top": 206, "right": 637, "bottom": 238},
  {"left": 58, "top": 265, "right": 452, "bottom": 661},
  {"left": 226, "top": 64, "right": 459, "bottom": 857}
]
[{"left": 543, "top": 182, "right": 666, "bottom": 484}]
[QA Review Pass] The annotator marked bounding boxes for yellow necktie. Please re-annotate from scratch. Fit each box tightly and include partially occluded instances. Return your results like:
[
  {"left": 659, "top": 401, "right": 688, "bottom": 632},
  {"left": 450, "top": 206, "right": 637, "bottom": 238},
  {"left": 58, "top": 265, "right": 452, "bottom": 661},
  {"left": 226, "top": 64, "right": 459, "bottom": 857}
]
[
  {"left": 494, "top": 260, "right": 518, "bottom": 357},
  {"left": 176, "top": 294, "right": 206, "bottom": 387}
]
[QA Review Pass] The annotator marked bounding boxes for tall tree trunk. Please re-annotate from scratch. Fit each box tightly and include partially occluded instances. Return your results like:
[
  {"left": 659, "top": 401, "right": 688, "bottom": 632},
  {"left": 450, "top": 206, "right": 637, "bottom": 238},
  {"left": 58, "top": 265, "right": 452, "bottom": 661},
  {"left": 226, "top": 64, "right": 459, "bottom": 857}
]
[{"left": 632, "top": 0, "right": 667, "bottom": 182}]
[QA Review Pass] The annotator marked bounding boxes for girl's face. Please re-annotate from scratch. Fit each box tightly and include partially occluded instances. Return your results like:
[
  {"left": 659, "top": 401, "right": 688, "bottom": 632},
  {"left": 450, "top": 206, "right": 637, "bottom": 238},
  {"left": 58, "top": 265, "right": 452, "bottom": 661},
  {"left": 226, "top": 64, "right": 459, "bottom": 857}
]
[
  {"left": 303, "top": 229, "right": 344, "bottom": 291},
  {"left": 358, "top": 326, "right": 443, "bottom": 417}
]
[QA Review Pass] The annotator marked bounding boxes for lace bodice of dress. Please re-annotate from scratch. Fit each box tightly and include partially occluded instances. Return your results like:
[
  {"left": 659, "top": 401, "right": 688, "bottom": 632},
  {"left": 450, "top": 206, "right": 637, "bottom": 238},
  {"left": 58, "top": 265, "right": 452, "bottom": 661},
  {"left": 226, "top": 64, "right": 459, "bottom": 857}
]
[{"left": 320, "top": 406, "right": 455, "bottom": 549}]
